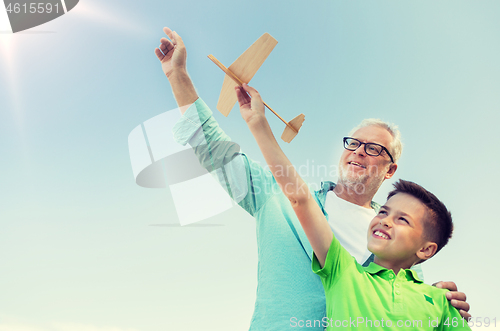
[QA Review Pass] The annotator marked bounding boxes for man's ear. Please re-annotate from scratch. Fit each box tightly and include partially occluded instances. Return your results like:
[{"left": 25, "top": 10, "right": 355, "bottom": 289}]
[
  {"left": 417, "top": 242, "right": 438, "bottom": 261},
  {"left": 384, "top": 163, "right": 397, "bottom": 179}
]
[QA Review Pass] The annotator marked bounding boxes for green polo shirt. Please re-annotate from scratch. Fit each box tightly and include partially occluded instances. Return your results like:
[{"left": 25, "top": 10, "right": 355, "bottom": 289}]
[{"left": 312, "top": 237, "right": 471, "bottom": 330}]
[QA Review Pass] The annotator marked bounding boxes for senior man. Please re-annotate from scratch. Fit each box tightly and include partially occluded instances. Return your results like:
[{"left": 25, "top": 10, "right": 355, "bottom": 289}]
[{"left": 154, "top": 27, "right": 470, "bottom": 330}]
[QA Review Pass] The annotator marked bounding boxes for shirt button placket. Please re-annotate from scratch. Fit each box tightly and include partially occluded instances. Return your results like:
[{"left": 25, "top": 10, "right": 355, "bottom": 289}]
[{"left": 394, "top": 274, "right": 404, "bottom": 312}]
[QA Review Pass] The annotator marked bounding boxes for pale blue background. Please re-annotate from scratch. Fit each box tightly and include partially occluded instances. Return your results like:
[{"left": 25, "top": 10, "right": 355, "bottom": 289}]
[{"left": 1, "top": 1, "right": 499, "bottom": 330}]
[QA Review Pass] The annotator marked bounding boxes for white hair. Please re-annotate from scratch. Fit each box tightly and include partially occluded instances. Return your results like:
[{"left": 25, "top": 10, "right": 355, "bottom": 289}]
[{"left": 348, "top": 118, "right": 403, "bottom": 163}]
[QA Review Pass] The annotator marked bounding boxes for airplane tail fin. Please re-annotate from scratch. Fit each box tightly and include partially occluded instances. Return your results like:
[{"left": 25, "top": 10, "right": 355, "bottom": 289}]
[{"left": 281, "top": 114, "right": 305, "bottom": 143}]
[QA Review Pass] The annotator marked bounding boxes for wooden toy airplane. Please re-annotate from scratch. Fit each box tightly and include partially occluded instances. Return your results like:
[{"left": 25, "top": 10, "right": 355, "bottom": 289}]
[{"left": 208, "top": 33, "right": 305, "bottom": 143}]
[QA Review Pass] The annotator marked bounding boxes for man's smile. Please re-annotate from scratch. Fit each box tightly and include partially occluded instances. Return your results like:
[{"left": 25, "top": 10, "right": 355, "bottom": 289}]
[{"left": 348, "top": 161, "right": 366, "bottom": 169}]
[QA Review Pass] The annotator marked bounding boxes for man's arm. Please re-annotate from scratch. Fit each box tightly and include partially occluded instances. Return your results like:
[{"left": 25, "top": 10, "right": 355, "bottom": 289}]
[
  {"left": 154, "top": 27, "right": 280, "bottom": 217},
  {"left": 154, "top": 27, "right": 197, "bottom": 110},
  {"left": 236, "top": 84, "right": 333, "bottom": 266}
]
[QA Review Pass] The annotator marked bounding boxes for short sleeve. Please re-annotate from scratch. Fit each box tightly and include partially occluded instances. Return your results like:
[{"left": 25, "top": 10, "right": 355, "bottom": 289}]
[
  {"left": 312, "top": 235, "right": 356, "bottom": 285},
  {"left": 439, "top": 292, "right": 471, "bottom": 330}
]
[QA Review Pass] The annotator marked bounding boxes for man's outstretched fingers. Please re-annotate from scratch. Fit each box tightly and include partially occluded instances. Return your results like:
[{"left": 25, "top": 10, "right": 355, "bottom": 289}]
[
  {"left": 163, "top": 27, "right": 174, "bottom": 40},
  {"left": 170, "top": 30, "right": 185, "bottom": 49},
  {"left": 159, "top": 38, "right": 174, "bottom": 52},
  {"left": 155, "top": 41, "right": 172, "bottom": 62},
  {"left": 154, "top": 48, "right": 165, "bottom": 61},
  {"left": 162, "top": 27, "right": 183, "bottom": 49}
]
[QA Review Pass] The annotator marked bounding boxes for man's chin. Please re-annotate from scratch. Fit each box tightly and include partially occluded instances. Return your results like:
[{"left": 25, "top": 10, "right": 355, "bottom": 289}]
[
  {"left": 338, "top": 173, "right": 369, "bottom": 186},
  {"left": 337, "top": 172, "right": 387, "bottom": 195}
]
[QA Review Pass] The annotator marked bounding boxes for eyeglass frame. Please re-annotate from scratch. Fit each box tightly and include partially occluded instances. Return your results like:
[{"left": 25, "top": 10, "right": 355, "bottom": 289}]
[{"left": 343, "top": 137, "right": 394, "bottom": 163}]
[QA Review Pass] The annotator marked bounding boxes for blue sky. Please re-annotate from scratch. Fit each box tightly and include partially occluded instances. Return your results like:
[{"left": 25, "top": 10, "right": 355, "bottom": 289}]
[{"left": 1, "top": 1, "right": 499, "bottom": 330}]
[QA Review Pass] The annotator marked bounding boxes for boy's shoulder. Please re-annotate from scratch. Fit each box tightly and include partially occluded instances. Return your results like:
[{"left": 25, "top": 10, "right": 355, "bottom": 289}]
[
  {"left": 394, "top": 269, "right": 451, "bottom": 308},
  {"left": 412, "top": 280, "right": 450, "bottom": 302},
  {"left": 364, "top": 264, "right": 448, "bottom": 301}
]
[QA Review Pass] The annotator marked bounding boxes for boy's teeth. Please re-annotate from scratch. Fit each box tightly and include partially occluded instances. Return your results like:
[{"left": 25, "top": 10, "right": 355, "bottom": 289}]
[{"left": 374, "top": 230, "right": 388, "bottom": 239}]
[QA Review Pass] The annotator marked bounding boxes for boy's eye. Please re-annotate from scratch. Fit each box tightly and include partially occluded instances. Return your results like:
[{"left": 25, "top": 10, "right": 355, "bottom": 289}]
[
  {"left": 378, "top": 210, "right": 387, "bottom": 215},
  {"left": 400, "top": 217, "right": 409, "bottom": 224}
]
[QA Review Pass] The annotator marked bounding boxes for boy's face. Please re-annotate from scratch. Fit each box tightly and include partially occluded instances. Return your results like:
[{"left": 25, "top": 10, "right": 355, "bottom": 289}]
[{"left": 367, "top": 193, "right": 431, "bottom": 268}]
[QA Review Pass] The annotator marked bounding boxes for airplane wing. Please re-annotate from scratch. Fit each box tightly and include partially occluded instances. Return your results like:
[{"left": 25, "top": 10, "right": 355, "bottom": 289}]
[{"left": 217, "top": 33, "right": 278, "bottom": 116}]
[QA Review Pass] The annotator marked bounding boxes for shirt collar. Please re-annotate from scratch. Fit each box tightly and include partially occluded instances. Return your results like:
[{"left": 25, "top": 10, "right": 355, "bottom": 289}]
[
  {"left": 316, "top": 181, "right": 381, "bottom": 211},
  {"left": 364, "top": 262, "right": 424, "bottom": 283}
]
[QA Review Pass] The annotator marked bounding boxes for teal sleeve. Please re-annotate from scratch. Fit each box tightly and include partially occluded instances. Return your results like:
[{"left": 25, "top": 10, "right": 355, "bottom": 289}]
[{"left": 172, "top": 98, "right": 280, "bottom": 216}]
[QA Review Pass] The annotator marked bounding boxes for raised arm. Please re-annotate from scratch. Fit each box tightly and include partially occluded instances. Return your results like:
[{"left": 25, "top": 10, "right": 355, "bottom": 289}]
[
  {"left": 154, "top": 27, "right": 198, "bottom": 110},
  {"left": 236, "top": 84, "right": 333, "bottom": 266},
  {"left": 155, "top": 28, "right": 282, "bottom": 217}
]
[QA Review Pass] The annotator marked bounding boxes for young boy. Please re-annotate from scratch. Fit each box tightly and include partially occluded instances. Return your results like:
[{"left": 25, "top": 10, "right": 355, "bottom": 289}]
[{"left": 236, "top": 84, "right": 471, "bottom": 330}]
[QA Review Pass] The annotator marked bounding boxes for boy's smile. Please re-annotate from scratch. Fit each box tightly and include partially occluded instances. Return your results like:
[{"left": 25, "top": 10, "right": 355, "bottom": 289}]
[
  {"left": 367, "top": 192, "right": 433, "bottom": 271},
  {"left": 372, "top": 229, "right": 390, "bottom": 239}
]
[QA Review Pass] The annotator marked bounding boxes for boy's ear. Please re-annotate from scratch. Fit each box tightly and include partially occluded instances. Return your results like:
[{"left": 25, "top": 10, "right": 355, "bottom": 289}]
[{"left": 416, "top": 242, "right": 438, "bottom": 261}]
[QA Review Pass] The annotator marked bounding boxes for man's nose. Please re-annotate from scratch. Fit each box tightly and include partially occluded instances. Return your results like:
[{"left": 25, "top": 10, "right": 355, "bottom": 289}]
[{"left": 353, "top": 143, "right": 366, "bottom": 156}]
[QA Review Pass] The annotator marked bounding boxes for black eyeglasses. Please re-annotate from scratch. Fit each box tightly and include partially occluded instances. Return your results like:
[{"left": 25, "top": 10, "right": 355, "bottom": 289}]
[{"left": 343, "top": 137, "right": 394, "bottom": 163}]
